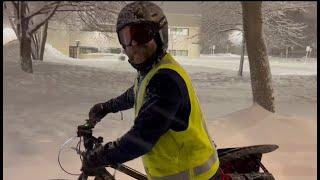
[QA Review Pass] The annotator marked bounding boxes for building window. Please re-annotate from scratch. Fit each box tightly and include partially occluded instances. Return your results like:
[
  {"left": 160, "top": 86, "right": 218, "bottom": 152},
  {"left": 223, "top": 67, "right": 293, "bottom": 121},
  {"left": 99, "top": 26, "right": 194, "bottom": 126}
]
[
  {"left": 168, "top": 50, "right": 188, "bottom": 56},
  {"left": 169, "top": 27, "right": 189, "bottom": 36},
  {"left": 69, "top": 46, "right": 98, "bottom": 57},
  {"left": 79, "top": 46, "right": 98, "bottom": 54},
  {"left": 81, "top": 24, "right": 116, "bottom": 32},
  {"left": 108, "top": 48, "right": 122, "bottom": 54}
]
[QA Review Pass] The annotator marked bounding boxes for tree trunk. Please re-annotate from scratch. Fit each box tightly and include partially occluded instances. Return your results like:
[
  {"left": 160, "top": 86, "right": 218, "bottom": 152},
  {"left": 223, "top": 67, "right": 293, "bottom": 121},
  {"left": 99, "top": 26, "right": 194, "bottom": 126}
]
[
  {"left": 19, "top": 2, "right": 33, "bottom": 73},
  {"left": 31, "top": 34, "right": 37, "bottom": 60},
  {"left": 238, "top": 33, "right": 245, "bottom": 76},
  {"left": 226, "top": 44, "right": 229, "bottom": 53},
  {"left": 26, "top": 2, "right": 35, "bottom": 60},
  {"left": 31, "top": 32, "right": 40, "bottom": 60},
  {"left": 242, "top": 2, "right": 275, "bottom": 112},
  {"left": 285, "top": 46, "right": 288, "bottom": 60},
  {"left": 305, "top": 51, "right": 308, "bottom": 63},
  {"left": 39, "top": 21, "right": 49, "bottom": 61}
]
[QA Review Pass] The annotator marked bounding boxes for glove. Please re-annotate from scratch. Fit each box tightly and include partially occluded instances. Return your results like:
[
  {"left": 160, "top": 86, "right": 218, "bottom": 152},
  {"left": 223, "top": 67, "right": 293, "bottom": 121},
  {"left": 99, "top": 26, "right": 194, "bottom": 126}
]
[
  {"left": 88, "top": 102, "right": 110, "bottom": 123},
  {"left": 81, "top": 144, "right": 108, "bottom": 176}
]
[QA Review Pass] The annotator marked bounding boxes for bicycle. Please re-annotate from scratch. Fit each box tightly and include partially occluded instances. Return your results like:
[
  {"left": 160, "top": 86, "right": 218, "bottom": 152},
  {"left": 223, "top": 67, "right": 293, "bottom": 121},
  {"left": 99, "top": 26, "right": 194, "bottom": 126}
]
[{"left": 59, "top": 122, "right": 278, "bottom": 180}]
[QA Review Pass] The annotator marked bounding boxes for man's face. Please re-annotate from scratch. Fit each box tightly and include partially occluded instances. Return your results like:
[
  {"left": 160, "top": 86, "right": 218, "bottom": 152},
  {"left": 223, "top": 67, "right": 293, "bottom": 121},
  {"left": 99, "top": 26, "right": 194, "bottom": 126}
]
[{"left": 118, "top": 25, "right": 157, "bottom": 64}]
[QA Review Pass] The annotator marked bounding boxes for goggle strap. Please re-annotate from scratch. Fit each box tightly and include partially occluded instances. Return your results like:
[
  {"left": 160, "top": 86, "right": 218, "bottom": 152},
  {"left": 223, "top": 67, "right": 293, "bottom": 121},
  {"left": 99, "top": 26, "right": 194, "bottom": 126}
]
[{"left": 158, "top": 16, "right": 167, "bottom": 29}]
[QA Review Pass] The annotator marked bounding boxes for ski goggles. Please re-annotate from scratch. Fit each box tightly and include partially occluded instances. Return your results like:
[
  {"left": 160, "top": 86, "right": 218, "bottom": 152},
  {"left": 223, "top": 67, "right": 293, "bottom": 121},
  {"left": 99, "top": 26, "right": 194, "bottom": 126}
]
[{"left": 118, "top": 23, "right": 157, "bottom": 48}]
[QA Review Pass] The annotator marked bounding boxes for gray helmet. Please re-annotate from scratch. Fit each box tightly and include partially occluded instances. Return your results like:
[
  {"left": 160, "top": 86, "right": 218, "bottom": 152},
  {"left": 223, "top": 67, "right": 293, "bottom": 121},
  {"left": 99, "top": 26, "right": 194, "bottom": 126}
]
[{"left": 116, "top": 1, "right": 168, "bottom": 52}]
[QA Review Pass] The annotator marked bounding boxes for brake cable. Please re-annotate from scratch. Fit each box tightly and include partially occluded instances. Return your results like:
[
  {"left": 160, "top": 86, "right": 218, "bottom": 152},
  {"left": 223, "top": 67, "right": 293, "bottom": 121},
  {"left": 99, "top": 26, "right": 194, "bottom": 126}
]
[
  {"left": 59, "top": 115, "right": 124, "bottom": 178},
  {"left": 58, "top": 136, "right": 82, "bottom": 176}
]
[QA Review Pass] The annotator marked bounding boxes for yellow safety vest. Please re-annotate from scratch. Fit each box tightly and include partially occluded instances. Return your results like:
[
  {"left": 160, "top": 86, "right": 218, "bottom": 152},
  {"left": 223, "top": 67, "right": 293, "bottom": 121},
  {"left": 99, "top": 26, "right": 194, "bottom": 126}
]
[{"left": 134, "top": 53, "right": 219, "bottom": 180}]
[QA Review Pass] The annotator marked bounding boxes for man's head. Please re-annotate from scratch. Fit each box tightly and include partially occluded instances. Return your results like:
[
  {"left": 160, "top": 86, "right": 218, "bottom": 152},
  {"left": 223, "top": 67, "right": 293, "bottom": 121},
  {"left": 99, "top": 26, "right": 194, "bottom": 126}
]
[
  {"left": 116, "top": 1, "right": 168, "bottom": 70},
  {"left": 118, "top": 23, "right": 158, "bottom": 65}
]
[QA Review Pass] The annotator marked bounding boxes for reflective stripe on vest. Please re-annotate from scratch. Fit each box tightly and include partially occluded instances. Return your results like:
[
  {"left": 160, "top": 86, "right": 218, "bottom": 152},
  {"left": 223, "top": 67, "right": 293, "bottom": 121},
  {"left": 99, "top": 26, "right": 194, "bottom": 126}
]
[{"left": 150, "top": 153, "right": 219, "bottom": 180}]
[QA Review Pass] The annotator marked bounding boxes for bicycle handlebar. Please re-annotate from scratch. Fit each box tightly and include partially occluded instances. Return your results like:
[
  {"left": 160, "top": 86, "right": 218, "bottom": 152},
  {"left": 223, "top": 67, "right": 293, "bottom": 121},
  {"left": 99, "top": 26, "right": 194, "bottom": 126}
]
[
  {"left": 76, "top": 124, "right": 113, "bottom": 180},
  {"left": 76, "top": 123, "right": 147, "bottom": 180}
]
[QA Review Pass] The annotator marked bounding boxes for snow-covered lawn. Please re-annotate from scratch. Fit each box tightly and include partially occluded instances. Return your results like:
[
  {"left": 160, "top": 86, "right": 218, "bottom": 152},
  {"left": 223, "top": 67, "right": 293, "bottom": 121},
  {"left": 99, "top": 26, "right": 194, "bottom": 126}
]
[
  {"left": 3, "top": 41, "right": 317, "bottom": 180},
  {"left": 3, "top": 27, "right": 17, "bottom": 45}
]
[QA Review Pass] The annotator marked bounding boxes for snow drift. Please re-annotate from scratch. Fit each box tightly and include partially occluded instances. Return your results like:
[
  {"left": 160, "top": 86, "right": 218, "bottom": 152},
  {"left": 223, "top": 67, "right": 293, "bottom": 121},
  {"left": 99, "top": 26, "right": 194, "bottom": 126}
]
[
  {"left": 3, "top": 27, "right": 17, "bottom": 45},
  {"left": 208, "top": 104, "right": 316, "bottom": 180},
  {"left": 44, "top": 43, "right": 75, "bottom": 61}
]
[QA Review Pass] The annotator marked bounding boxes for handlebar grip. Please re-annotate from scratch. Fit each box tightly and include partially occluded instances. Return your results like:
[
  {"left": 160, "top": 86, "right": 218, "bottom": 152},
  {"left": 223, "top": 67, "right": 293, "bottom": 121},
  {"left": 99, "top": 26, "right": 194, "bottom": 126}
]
[{"left": 77, "top": 125, "right": 93, "bottom": 137}]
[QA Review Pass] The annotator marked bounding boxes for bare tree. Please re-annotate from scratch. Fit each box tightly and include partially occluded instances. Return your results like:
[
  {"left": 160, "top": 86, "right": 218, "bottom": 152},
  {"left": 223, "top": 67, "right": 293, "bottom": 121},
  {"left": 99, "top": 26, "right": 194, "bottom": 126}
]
[
  {"left": 242, "top": 2, "right": 275, "bottom": 112},
  {"left": 47, "top": 1, "right": 128, "bottom": 50},
  {"left": 4, "top": 1, "right": 128, "bottom": 73},
  {"left": 200, "top": 2, "right": 242, "bottom": 52},
  {"left": 201, "top": 2, "right": 314, "bottom": 49},
  {"left": 238, "top": 33, "right": 245, "bottom": 76},
  {"left": 39, "top": 21, "right": 48, "bottom": 60},
  {"left": 4, "top": 1, "right": 61, "bottom": 73},
  {"left": 200, "top": 2, "right": 315, "bottom": 75},
  {"left": 262, "top": 2, "right": 312, "bottom": 56},
  {"left": 68, "top": 1, "right": 127, "bottom": 39}
]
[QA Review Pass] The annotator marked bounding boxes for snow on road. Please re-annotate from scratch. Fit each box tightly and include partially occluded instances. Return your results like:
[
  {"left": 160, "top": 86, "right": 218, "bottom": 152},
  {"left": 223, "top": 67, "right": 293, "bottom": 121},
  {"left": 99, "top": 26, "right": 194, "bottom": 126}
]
[{"left": 35, "top": 41, "right": 319, "bottom": 76}]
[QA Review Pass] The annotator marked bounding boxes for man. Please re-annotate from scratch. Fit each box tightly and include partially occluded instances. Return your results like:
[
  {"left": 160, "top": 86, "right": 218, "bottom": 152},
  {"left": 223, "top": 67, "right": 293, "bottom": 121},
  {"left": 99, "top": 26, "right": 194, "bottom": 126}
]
[{"left": 80, "top": 1, "right": 220, "bottom": 179}]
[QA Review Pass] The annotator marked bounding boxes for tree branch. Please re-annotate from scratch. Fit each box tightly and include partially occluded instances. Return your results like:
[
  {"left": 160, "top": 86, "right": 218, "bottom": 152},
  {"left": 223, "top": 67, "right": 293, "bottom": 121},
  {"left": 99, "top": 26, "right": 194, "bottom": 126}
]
[
  {"left": 24, "top": 1, "right": 59, "bottom": 20},
  {"left": 264, "top": 3, "right": 315, "bottom": 15},
  {"left": 28, "top": 2, "right": 60, "bottom": 34},
  {"left": 11, "top": 1, "right": 19, "bottom": 12}
]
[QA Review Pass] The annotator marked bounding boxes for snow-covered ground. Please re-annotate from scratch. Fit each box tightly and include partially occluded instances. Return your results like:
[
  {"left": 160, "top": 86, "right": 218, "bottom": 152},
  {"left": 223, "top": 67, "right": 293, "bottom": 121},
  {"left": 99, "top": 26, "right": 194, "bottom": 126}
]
[
  {"left": 3, "top": 27, "right": 17, "bottom": 45},
  {"left": 43, "top": 44, "right": 317, "bottom": 76},
  {"left": 3, "top": 40, "right": 317, "bottom": 180}
]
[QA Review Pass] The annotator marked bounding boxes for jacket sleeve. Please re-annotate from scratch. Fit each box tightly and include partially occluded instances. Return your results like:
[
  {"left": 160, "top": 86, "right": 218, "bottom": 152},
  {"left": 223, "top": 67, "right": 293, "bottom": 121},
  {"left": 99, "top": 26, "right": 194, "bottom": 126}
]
[
  {"left": 103, "top": 70, "right": 185, "bottom": 164},
  {"left": 104, "top": 85, "right": 135, "bottom": 113}
]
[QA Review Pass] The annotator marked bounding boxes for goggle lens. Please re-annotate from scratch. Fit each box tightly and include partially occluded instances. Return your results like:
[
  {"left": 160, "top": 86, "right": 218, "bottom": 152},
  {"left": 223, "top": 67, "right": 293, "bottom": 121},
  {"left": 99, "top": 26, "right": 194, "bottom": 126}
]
[{"left": 118, "top": 23, "right": 156, "bottom": 48}]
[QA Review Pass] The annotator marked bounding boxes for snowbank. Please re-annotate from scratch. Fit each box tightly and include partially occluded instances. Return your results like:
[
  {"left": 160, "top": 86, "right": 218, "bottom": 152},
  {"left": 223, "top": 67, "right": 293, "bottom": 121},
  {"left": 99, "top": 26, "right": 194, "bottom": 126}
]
[
  {"left": 44, "top": 43, "right": 75, "bottom": 61},
  {"left": 200, "top": 53, "right": 244, "bottom": 58},
  {"left": 3, "top": 40, "right": 75, "bottom": 62},
  {"left": 3, "top": 40, "right": 20, "bottom": 63},
  {"left": 208, "top": 104, "right": 317, "bottom": 180},
  {"left": 3, "top": 39, "right": 316, "bottom": 75},
  {"left": 3, "top": 27, "right": 17, "bottom": 45}
]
